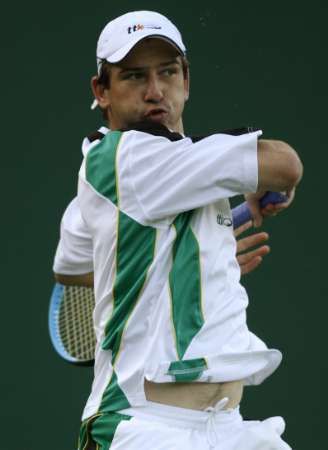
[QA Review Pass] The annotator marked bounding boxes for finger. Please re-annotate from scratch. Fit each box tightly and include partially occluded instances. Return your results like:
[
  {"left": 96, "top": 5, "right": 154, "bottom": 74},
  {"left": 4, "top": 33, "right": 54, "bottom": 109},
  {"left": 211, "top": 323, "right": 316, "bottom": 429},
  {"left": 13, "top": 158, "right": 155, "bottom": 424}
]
[
  {"left": 262, "top": 203, "right": 288, "bottom": 214},
  {"left": 261, "top": 191, "right": 295, "bottom": 215},
  {"left": 237, "top": 245, "right": 270, "bottom": 265},
  {"left": 240, "top": 256, "right": 263, "bottom": 276},
  {"left": 262, "top": 208, "right": 278, "bottom": 217},
  {"left": 246, "top": 199, "right": 264, "bottom": 228},
  {"left": 233, "top": 220, "right": 253, "bottom": 238},
  {"left": 236, "top": 232, "right": 269, "bottom": 253}
]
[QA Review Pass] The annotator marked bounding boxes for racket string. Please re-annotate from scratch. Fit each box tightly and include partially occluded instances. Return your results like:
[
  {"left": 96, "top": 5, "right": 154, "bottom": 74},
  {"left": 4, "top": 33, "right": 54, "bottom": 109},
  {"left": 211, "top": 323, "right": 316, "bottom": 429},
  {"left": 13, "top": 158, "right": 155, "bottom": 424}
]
[{"left": 58, "top": 286, "right": 96, "bottom": 361}]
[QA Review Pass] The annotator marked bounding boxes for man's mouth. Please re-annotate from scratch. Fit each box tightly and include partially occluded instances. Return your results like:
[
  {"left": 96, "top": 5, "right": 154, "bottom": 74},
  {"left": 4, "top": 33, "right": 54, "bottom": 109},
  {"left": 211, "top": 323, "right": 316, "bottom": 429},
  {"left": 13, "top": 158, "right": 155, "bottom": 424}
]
[{"left": 144, "top": 109, "right": 168, "bottom": 122}]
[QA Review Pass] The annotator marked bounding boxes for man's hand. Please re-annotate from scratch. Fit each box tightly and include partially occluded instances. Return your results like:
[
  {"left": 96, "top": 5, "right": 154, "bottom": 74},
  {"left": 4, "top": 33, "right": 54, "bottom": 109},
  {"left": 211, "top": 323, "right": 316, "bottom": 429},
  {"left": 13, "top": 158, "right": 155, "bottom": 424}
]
[
  {"left": 244, "top": 188, "right": 296, "bottom": 227},
  {"left": 234, "top": 221, "right": 270, "bottom": 275}
]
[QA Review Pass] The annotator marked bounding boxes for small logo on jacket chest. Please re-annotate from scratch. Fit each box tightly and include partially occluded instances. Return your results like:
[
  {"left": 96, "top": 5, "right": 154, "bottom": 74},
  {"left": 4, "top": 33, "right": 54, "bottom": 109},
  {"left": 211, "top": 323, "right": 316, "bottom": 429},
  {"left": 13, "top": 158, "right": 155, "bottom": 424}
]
[{"left": 216, "top": 213, "right": 232, "bottom": 227}]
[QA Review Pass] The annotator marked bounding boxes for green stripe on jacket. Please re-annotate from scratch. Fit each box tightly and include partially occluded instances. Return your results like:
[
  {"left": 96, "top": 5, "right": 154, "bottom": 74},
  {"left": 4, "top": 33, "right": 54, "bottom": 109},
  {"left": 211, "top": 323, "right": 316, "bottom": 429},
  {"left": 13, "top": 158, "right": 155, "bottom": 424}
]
[
  {"left": 86, "top": 130, "right": 157, "bottom": 411},
  {"left": 169, "top": 211, "right": 205, "bottom": 362},
  {"left": 86, "top": 130, "right": 122, "bottom": 205}
]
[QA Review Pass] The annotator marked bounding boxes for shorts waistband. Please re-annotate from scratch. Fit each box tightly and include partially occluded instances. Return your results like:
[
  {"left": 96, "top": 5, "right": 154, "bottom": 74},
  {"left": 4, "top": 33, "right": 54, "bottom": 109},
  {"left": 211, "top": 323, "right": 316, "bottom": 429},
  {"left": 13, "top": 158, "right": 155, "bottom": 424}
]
[{"left": 119, "top": 399, "right": 242, "bottom": 431}]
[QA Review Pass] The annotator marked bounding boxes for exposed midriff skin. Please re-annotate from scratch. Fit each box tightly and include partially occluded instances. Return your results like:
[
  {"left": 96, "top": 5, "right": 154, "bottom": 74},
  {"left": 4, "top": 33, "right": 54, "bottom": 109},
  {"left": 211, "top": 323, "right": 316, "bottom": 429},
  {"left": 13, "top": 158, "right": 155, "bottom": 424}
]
[{"left": 145, "top": 379, "right": 243, "bottom": 411}]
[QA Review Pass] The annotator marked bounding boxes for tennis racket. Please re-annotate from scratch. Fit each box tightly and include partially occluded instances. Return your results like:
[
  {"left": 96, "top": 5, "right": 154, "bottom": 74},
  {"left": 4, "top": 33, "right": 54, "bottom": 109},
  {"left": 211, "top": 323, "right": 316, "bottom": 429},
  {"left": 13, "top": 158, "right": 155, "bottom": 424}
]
[
  {"left": 49, "top": 191, "right": 287, "bottom": 365},
  {"left": 48, "top": 284, "right": 96, "bottom": 366}
]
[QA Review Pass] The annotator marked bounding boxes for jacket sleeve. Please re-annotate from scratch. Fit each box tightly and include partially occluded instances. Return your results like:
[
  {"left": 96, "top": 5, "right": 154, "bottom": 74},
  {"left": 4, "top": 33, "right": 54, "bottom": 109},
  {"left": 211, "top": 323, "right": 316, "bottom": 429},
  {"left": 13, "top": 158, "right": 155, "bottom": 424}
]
[
  {"left": 117, "top": 128, "right": 260, "bottom": 224},
  {"left": 53, "top": 197, "right": 93, "bottom": 275}
]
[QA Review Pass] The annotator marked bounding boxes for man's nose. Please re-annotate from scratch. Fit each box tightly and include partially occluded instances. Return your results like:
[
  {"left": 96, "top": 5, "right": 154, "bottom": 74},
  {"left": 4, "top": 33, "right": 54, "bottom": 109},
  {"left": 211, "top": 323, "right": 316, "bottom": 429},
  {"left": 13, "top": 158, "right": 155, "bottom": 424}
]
[{"left": 144, "top": 75, "right": 164, "bottom": 103}]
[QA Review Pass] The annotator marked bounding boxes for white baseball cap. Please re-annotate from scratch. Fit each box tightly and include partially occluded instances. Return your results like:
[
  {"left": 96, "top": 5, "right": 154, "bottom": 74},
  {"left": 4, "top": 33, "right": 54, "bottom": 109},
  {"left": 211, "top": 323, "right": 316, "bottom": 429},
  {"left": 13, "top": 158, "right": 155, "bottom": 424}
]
[{"left": 91, "top": 11, "right": 186, "bottom": 109}]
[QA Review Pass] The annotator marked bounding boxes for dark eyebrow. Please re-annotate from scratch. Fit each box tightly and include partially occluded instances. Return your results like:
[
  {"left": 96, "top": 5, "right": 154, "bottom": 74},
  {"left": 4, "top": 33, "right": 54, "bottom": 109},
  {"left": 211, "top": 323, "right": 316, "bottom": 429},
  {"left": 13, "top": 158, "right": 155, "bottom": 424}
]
[
  {"left": 119, "top": 66, "right": 146, "bottom": 74},
  {"left": 119, "top": 59, "right": 180, "bottom": 74},
  {"left": 158, "top": 59, "right": 180, "bottom": 67}
]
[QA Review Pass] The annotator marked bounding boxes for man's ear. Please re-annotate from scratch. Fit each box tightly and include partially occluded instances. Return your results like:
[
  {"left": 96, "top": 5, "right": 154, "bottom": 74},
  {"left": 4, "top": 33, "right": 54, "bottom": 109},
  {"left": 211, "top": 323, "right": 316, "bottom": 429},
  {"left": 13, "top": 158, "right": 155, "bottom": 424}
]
[
  {"left": 184, "top": 68, "right": 190, "bottom": 101},
  {"left": 91, "top": 76, "right": 111, "bottom": 109}
]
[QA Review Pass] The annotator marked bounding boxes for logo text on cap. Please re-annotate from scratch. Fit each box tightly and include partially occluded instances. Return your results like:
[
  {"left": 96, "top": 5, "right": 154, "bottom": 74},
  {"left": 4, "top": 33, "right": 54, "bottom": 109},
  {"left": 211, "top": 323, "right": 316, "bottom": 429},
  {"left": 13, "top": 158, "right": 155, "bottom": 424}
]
[{"left": 127, "top": 24, "right": 162, "bottom": 34}]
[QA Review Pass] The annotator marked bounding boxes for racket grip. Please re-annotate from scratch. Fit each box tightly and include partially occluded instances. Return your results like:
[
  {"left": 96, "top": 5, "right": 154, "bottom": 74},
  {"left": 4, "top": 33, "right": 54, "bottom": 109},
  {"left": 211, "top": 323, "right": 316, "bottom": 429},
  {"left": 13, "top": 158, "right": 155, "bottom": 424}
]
[{"left": 232, "top": 192, "right": 288, "bottom": 229}]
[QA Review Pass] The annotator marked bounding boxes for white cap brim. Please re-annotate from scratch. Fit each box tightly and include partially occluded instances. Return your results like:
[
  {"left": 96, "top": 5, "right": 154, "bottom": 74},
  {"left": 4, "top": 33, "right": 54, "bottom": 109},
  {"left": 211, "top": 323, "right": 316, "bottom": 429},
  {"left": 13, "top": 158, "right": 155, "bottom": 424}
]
[{"left": 105, "top": 31, "right": 185, "bottom": 64}]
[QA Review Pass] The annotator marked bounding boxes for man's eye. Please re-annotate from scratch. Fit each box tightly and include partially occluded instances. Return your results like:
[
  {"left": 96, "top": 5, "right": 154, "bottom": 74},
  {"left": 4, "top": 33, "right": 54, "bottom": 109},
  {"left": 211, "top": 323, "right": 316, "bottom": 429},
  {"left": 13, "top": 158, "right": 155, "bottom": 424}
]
[
  {"left": 124, "top": 72, "right": 144, "bottom": 80},
  {"left": 161, "top": 68, "right": 177, "bottom": 76}
]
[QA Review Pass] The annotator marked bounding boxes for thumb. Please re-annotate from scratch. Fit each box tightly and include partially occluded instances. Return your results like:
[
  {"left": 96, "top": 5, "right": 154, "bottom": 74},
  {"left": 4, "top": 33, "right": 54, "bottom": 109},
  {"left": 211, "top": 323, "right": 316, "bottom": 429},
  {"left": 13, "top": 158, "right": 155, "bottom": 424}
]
[{"left": 247, "top": 200, "right": 263, "bottom": 228}]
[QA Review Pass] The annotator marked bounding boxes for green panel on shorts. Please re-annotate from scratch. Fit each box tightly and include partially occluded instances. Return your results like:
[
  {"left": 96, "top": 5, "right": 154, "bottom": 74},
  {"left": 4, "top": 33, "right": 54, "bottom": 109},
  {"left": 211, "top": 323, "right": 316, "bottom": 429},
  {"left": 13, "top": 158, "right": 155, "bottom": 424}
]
[
  {"left": 86, "top": 130, "right": 122, "bottom": 206},
  {"left": 78, "top": 417, "right": 89, "bottom": 450},
  {"left": 91, "top": 412, "right": 132, "bottom": 449},
  {"left": 167, "top": 358, "right": 208, "bottom": 382},
  {"left": 169, "top": 211, "right": 204, "bottom": 360},
  {"left": 101, "top": 211, "right": 156, "bottom": 362},
  {"left": 78, "top": 413, "right": 102, "bottom": 450},
  {"left": 78, "top": 411, "right": 131, "bottom": 450},
  {"left": 99, "top": 370, "right": 130, "bottom": 413}
]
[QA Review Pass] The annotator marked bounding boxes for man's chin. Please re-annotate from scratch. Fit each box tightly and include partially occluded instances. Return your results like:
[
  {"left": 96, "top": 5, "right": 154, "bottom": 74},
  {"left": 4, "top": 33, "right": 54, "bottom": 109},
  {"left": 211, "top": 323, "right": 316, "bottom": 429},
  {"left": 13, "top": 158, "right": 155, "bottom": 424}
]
[
  {"left": 123, "top": 117, "right": 169, "bottom": 130},
  {"left": 145, "top": 117, "right": 169, "bottom": 127}
]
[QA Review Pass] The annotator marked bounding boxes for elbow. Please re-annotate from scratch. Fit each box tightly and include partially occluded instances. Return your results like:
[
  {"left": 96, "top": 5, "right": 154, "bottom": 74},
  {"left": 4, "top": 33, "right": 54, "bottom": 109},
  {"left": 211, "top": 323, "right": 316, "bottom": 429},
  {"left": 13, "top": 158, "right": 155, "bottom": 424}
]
[{"left": 258, "top": 139, "right": 303, "bottom": 192}]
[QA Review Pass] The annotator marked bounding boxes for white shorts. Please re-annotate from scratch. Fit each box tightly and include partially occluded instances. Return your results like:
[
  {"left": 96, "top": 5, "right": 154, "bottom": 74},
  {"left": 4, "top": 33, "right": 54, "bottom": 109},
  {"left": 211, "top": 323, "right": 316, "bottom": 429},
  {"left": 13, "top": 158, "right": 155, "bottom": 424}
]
[{"left": 80, "top": 400, "right": 292, "bottom": 450}]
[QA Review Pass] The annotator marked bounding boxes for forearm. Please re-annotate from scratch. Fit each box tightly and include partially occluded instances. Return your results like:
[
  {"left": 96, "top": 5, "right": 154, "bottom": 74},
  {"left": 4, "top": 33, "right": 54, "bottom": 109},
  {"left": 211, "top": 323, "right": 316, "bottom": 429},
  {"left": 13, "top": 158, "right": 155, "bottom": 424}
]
[{"left": 54, "top": 271, "right": 94, "bottom": 287}]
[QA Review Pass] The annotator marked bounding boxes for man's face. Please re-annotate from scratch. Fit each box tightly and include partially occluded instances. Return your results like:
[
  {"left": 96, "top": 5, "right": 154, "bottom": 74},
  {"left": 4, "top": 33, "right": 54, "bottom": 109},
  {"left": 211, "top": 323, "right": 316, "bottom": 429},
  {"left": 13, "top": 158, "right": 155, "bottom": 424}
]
[{"left": 94, "top": 38, "right": 189, "bottom": 133}]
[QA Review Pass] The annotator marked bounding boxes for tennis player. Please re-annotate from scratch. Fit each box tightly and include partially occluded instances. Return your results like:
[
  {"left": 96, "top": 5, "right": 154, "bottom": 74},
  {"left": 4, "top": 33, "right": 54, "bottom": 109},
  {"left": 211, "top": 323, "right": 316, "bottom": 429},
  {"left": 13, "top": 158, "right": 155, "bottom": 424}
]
[{"left": 54, "top": 10, "right": 303, "bottom": 450}]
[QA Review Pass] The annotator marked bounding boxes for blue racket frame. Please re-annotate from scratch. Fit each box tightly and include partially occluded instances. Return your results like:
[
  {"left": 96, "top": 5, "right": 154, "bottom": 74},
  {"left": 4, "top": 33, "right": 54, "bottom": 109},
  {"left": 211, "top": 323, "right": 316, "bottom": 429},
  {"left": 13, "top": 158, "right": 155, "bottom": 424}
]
[{"left": 48, "top": 283, "right": 82, "bottom": 364}]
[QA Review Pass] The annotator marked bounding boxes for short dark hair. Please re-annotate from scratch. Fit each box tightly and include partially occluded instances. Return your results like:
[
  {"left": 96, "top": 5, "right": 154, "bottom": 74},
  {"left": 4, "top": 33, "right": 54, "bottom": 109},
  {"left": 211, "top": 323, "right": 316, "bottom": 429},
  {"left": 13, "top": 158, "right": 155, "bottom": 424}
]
[{"left": 95, "top": 55, "right": 190, "bottom": 121}]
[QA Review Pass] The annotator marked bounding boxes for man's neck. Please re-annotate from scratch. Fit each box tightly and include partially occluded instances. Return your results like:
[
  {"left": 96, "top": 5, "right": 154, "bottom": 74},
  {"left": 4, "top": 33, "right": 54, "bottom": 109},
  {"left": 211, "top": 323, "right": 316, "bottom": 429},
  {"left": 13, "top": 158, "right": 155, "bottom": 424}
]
[{"left": 107, "top": 118, "right": 185, "bottom": 135}]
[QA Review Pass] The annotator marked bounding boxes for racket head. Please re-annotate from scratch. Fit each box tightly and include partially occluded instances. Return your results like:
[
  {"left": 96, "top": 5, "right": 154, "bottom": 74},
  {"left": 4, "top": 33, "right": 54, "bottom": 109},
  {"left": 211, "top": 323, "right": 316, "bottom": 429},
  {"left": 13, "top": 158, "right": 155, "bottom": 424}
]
[{"left": 48, "top": 283, "right": 96, "bottom": 366}]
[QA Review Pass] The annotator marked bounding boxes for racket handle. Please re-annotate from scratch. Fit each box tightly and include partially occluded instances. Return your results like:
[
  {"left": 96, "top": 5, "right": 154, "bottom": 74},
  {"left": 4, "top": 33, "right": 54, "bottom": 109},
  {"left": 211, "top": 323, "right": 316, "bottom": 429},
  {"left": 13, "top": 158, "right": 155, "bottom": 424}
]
[{"left": 232, "top": 192, "right": 288, "bottom": 229}]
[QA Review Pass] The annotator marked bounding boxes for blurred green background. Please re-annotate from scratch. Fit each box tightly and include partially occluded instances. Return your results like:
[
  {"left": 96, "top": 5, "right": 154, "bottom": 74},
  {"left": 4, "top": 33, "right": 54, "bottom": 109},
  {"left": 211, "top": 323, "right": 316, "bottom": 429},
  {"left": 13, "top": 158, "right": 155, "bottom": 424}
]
[{"left": 2, "top": 0, "right": 326, "bottom": 448}]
